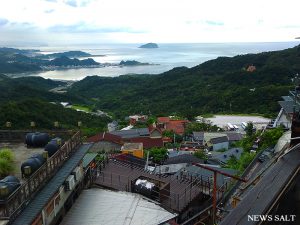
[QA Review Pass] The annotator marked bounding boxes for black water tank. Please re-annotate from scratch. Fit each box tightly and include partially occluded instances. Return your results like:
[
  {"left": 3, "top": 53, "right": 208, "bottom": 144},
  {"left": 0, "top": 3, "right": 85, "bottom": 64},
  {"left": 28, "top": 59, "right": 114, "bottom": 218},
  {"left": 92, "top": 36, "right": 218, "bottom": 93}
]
[
  {"left": 25, "top": 133, "right": 35, "bottom": 146},
  {"left": 45, "top": 142, "right": 59, "bottom": 157},
  {"left": 2, "top": 175, "right": 20, "bottom": 184},
  {"left": 0, "top": 176, "right": 21, "bottom": 199},
  {"left": 30, "top": 153, "right": 46, "bottom": 164},
  {"left": 21, "top": 158, "right": 43, "bottom": 176},
  {"left": 25, "top": 133, "right": 49, "bottom": 147},
  {"left": 50, "top": 137, "right": 62, "bottom": 146}
]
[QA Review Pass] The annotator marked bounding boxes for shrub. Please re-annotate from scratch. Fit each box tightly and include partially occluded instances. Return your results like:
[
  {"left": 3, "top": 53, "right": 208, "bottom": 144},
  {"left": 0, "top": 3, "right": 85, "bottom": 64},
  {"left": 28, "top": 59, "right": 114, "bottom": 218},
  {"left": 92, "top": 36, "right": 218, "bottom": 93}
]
[{"left": 0, "top": 148, "right": 15, "bottom": 177}]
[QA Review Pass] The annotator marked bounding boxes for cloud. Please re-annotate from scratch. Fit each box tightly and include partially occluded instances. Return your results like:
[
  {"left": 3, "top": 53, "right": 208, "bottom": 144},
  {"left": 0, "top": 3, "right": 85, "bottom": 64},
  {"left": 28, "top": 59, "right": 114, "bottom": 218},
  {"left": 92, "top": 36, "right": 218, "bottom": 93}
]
[
  {"left": 0, "top": 18, "right": 9, "bottom": 26},
  {"left": 47, "top": 22, "right": 146, "bottom": 33},
  {"left": 62, "top": 0, "right": 94, "bottom": 7},
  {"left": 45, "top": 9, "right": 55, "bottom": 13},
  {"left": 205, "top": 20, "right": 224, "bottom": 26},
  {"left": 44, "top": 0, "right": 57, "bottom": 2},
  {"left": 64, "top": 0, "right": 77, "bottom": 7}
]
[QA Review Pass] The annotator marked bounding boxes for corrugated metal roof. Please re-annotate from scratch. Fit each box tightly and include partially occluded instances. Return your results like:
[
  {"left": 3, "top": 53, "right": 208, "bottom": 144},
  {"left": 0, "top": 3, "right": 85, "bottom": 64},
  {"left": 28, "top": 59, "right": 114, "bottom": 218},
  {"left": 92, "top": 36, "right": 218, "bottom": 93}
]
[
  {"left": 111, "top": 128, "right": 150, "bottom": 139},
  {"left": 210, "top": 136, "right": 228, "bottom": 144},
  {"left": 211, "top": 148, "right": 243, "bottom": 164},
  {"left": 61, "top": 189, "right": 176, "bottom": 225},
  {"left": 82, "top": 153, "right": 98, "bottom": 168},
  {"left": 164, "top": 154, "right": 204, "bottom": 165},
  {"left": 281, "top": 95, "right": 293, "bottom": 101},
  {"left": 12, "top": 144, "right": 92, "bottom": 225},
  {"left": 278, "top": 100, "right": 294, "bottom": 114}
]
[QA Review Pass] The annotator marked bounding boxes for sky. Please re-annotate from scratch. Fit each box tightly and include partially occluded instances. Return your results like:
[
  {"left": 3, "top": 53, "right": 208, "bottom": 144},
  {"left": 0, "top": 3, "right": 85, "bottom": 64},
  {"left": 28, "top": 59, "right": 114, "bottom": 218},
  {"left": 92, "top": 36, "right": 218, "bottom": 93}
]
[{"left": 0, "top": 0, "right": 299, "bottom": 46}]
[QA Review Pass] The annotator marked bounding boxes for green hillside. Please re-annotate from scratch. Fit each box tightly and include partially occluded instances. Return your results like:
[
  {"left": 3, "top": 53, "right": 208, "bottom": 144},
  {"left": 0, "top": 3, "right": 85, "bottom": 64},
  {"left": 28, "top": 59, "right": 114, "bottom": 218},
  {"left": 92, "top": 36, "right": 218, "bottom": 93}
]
[
  {"left": 69, "top": 45, "right": 300, "bottom": 118},
  {"left": 0, "top": 99, "right": 110, "bottom": 136}
]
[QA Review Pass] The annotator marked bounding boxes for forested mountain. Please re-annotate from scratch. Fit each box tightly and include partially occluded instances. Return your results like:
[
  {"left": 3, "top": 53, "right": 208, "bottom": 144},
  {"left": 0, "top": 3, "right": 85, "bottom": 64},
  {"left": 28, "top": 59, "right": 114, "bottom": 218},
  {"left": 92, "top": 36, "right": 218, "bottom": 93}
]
[
  {"left": 0, "top": 75, "right": 82, "bottom": 103},
  {"left": 1, "top": 44, "right": 300, "bottom": 130},
  {"left": 0, "top": 75, "right": 109, "bottom": 135},
  {"left": 69, "top": 44, "right": 300, "bottom": 118},
  {"left": 0, "top": 99, "right": 110, "bottom": 135}
]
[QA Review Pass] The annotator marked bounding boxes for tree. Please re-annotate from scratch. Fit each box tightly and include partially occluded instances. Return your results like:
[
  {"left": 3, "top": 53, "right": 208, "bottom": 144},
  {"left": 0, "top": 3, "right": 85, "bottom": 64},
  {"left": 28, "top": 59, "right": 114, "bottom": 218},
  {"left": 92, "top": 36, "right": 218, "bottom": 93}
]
[
  {"left": 260, "top": 127, "right": 284, "bottom": 148},
  {"left": 146, "top": 147, "right": 168, "bottom": 164},
  {"left": 185, "top": 121, "right": 219, "bottom": 135},
  {"left": 0, "top": 148, "right": 15, "bottom": 178},
  {"left": 245, "top": 122, "right": 254, "bottom": 137},
  {"left": 194, "top": 150, "right": 208, "bottom": 160}
]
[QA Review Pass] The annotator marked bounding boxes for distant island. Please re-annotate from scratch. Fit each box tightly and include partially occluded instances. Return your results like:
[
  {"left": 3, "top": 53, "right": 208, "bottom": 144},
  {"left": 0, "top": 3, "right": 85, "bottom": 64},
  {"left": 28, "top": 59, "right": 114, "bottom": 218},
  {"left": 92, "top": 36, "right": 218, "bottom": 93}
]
[
  {"left": 37, "top": 51, "right": 92, "bottom": 59},
  {"left": 296, "top": 37, "right": 300, "bottom": 39},
  {"left": 119, "top": 60, "right": 153, "bottom": 66},
  {"left": 139, "top": 43, "right": 158, "bottom": 49}
]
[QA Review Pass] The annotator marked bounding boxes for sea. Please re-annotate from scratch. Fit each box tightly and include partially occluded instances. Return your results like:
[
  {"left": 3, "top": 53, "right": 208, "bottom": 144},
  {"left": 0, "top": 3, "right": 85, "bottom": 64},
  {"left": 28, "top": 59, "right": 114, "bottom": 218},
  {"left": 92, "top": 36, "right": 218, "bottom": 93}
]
[{"left": 20, "top": 42, "right": 300, "bottom": 80}]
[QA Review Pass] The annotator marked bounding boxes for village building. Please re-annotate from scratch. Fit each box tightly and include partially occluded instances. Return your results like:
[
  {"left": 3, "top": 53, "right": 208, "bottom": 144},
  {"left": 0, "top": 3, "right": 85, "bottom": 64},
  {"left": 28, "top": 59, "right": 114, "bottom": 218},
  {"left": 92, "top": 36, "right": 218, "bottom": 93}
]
[
  {"left": 121, "top": 142, "right": 144, "bottom": 158},
  {"left": 157, "top": 117, "right": 189, "bottom": 135}
]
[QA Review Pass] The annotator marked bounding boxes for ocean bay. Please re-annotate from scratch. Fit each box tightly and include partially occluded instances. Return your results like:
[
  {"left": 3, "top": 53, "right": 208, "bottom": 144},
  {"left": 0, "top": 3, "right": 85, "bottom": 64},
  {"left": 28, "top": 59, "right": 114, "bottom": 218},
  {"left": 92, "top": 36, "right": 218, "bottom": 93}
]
[{"left": 22, "top": 42, "right": 299, "bottom": 80}]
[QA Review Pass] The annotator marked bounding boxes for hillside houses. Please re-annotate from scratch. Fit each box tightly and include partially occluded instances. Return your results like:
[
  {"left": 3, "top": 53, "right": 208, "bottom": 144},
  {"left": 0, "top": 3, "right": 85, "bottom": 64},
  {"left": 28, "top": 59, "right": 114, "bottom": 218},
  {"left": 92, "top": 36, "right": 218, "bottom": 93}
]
[
  {"left": 88, "top": 127, "right": 164, "bottom": 152},
  {"left": 191, "top": 131, "right": 243, "bottom": 151},
  {"left": 157, "top": 117, "right": 189, "bottom": 135}
]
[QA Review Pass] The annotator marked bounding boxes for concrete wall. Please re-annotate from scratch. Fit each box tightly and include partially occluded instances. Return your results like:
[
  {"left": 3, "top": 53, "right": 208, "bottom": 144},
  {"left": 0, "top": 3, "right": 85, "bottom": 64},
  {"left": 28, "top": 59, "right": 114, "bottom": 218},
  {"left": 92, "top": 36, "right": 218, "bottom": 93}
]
[{"left": 32, "top": 165, "right": 85, "bottom": 225}]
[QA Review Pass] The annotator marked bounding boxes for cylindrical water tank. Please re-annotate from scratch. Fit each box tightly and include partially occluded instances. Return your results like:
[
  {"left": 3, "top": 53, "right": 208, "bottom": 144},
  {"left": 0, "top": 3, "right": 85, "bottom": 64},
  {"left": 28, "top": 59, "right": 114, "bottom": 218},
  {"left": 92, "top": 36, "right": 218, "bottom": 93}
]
[
  {"left": 30, "top": 154, "right": 46, "bottom": 165},
  {"left": 0, "top": 176, "right": 20, "bottom": 199},
  {"left": 32, "top": 133, "right": 50, "bottom": 147},
  {"left": 25, "top": 133, "right": 35, "bottom": 146},
  {"left": 21, "top": 158, "right": 43, "bottom": 177},
  {"left": 45, "top": 142, "right": 59, "bottom": 157},
  {"left": 44, "top": 137, "right": 62, "bottom": 157},
  {"left": 50, "top": 137, "right": 62, "bottom": 146},
  {"left": 25, "top": 133, "right": 50, "bottom": 147}
]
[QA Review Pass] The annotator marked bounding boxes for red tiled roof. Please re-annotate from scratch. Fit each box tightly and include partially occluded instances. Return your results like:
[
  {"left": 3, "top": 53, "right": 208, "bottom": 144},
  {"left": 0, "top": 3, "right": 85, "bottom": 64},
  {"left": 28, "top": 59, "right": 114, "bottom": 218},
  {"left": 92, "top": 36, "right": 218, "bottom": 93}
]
[
  {"left": 157, "top": 117, "right": 170, "bottom": 123},
  {"left": 148, "top": 126, "right": 162, "bottom": 134},
  {"left": 128, "top": 137, "right": 164, "bottom": 149},
  {"left": 87, "top": 132, "right": 123, "bottom": 144},
  {"left": 166, "top": 120, "right": 189, "bottom": 135}
]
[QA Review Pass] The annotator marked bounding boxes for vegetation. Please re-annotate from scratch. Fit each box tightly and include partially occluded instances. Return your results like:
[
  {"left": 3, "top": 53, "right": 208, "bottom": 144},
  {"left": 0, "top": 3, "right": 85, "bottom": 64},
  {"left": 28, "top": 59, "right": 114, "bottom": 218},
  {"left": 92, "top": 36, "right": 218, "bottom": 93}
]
[
  {"left": 225, "top": 127, "right": 284, "bottom": 171},
  {"left": 71, "top": 104, "right": 92, "bottom": 113},
  {"left": 194, "top": 150, "right": 208, "bottom": 160},
  {"left": 145, "top": 147, "right": 168, "bottom": 164},
  {"left": 0, "top": 99, "right": 110, "bottom": 136},
  {"left": 245, "top": 122, "right": 254, "bottom": 137},
  {"left": 185, "top": 121, "right": 219, "bottom": 134},
  {"left": 0, "top": 148, "right": 15, "bottom": 178},
  {"left": 0, "top": 48, "right": 100, "bottom": 73},
  {"left": 69, "top": 45, "right": 300, "bottom": 118},
  {"left": 259, "top": 127, "right": 284, "bottom": 149},
  {"left": 162, "top": 130, "right": 183, "bottom": 143}
]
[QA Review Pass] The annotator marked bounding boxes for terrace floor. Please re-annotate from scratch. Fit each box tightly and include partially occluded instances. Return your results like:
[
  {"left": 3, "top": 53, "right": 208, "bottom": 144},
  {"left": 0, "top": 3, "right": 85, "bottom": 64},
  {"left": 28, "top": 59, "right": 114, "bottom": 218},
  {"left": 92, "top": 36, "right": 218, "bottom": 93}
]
[{"left": 0, "top": 142, "right": 44, "bottom": 181}]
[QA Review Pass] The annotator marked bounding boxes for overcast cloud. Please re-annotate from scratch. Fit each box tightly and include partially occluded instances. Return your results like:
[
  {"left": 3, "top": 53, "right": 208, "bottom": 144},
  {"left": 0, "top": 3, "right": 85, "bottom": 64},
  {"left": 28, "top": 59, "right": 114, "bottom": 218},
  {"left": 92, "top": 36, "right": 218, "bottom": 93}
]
[{"left": 0, "top": 0, "right": 299, "bottom": 45}]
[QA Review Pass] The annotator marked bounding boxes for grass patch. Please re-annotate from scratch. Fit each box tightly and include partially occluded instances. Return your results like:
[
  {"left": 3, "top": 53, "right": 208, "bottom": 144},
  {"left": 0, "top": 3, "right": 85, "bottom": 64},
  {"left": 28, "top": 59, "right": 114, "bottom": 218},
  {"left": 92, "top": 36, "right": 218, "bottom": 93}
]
[{"left": 71, "top": 104, "right": 91, "bottom": 113}]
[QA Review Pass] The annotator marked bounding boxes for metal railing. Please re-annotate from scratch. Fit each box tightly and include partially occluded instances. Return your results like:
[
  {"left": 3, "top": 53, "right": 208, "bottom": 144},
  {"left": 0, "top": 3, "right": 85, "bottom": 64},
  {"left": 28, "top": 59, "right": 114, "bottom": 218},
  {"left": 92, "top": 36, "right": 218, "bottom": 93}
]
[
  {"left": 0, "top": 131, "right": 81, "bottom": 220},
  {"left": 0, "top": 130, "right": 74, "bottom": 143}
]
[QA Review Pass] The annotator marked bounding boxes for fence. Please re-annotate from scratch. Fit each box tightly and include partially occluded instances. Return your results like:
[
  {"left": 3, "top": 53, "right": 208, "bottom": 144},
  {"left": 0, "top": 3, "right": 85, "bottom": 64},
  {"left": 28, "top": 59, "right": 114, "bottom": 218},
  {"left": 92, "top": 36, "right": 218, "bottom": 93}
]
[
  {"left": 0, "top": 131, "right": 81, "bottom": 220},
  {"left": 95, "top": 166, "right": 227, "bottom": 212},
  {"left": 0, "top": 130, "right": 74, "bottom": 143}
]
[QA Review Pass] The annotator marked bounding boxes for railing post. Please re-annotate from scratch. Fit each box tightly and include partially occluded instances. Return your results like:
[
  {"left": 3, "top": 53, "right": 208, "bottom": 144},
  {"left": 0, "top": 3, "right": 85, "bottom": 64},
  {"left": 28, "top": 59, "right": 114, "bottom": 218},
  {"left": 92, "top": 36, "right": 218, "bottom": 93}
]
[{"left": 177, "top": 194, "right": 179, "bottom": 211}]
